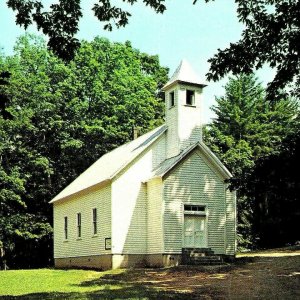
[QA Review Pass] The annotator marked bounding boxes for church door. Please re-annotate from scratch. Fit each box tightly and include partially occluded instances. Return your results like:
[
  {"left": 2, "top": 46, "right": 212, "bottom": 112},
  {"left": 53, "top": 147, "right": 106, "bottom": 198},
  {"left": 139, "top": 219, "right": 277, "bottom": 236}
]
[{"left": 183, "top": 215, "right": 207, "bottom": 248}]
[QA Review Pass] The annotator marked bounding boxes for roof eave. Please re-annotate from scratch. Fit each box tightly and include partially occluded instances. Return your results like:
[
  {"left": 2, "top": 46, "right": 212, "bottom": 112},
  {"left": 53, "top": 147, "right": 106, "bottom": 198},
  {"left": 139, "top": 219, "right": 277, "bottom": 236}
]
[
  {"left": 49, "top": 179, "right": 111, "bottom": 204},
  {"left": 162, "top": 80, "right": 207, "bottom": 91},
  {"left": 152, "top": 142, "right": 231, "bottom": 180},
  {"left": 198, "top": 141, "right": 232, "bottom": 179},
  {"left": 155, "top": 143, "right": 199, "bottom": 179}
]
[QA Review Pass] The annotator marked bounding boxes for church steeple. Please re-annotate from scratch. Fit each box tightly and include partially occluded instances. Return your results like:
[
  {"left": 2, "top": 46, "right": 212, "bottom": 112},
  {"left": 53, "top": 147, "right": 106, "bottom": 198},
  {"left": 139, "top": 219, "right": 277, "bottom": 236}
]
[
  {"left": 163, "top": 59, "right": 207, "bottom": 90},
  {"left": 163, "top": 60, "right": 207, "bottom": 158}
]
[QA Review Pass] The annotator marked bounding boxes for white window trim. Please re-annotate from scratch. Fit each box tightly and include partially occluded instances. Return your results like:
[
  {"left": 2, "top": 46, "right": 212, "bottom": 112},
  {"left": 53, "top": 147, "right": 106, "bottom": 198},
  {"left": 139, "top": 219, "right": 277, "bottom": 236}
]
[
  {"left": 92, "top": 208, "right": 98, "bottom": 236},
  {"left": 77, "top": 212, "right": 82, "bottom": 238},
  {"left": 184, "top": 204, "right": 207, "bottom": 216},
  {"left": 64, "top": 216, "right": 68, "bottom": 240}
]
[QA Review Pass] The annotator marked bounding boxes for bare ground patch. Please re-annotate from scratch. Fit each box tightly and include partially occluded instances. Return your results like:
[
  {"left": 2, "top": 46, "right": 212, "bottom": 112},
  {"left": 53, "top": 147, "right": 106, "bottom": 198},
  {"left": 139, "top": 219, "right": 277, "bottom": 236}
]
[
  {"left": 1, "top": 248, "right": 299, "bottom": 299},
  {"left": 99, "top": 251, "right": 300, "bottom": 299}
]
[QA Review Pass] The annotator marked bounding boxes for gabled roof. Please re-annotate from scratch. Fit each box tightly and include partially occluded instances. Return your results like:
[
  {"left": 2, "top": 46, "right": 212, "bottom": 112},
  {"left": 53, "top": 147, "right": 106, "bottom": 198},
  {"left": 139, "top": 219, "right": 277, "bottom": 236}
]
[
  {"left": 50, "top": 125, "right": 167, "bottom": 203},
  {"left": 151, "top": 141, "right": 232, "bottom": 180},
  {"left": 162, "top": 59, "right": 207, "bottom": 90}
]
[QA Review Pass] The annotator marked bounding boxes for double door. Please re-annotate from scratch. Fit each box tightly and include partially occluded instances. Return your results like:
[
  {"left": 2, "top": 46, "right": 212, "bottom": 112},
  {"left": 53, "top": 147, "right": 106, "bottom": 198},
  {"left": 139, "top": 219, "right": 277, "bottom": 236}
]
[{"left": 183, "top": 215, "right": 207, "bottom": 248}]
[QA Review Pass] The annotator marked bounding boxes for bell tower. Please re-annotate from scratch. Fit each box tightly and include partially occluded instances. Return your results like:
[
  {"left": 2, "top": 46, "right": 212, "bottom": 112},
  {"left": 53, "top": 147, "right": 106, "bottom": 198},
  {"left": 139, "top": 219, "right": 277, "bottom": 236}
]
[{"left": 162, "top": 60, "right": 207, "bottom": 158}]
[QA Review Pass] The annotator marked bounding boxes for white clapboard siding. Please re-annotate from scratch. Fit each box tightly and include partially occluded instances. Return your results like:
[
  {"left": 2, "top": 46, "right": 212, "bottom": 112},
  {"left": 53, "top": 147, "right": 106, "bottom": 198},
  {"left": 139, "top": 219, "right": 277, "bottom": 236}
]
[
  {"left": 147, "top": 177, "right": 164, "bottom": 253},
  {"left": 53, "top": 185, "right": 111, "bottom": 258},
  {"left": 177, "top": 84, "right": 203, "bottom": 150},
  {"left": 111, "top": 136, "right": 166, "bottom": 254},
  {"left": 165, "top": 87, "right": 179, "bottom": 158},
  {"left": 163, "top": 150, "right": 227, "bottom": 254},
  {"left": 165, "top": 84, "right": 203, "bottom": 159},
  {"left": 226, "top": 188, "right": 236, "bottom": 255}
]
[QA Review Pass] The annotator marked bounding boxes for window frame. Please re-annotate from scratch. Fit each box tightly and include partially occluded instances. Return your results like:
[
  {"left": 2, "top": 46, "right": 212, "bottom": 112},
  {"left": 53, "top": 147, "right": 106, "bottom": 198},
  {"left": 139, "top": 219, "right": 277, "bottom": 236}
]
[
  {"left": 186, "top": 89, "right": 195, "bottom": 106},
  {"left": 92, "top": 208, "right": 97, "bottom": 235},
  {"left": 64, "top": 216, "right": 68, "bottom": 240},
  {"left": 77, "top": 212, "right": 82, "bottom": 238},
  {"left": 184, "top": 204, "right": 206, "bottom": 216},
  {"left": 169, "top": 91, "right": 175, "bottom": 108}
]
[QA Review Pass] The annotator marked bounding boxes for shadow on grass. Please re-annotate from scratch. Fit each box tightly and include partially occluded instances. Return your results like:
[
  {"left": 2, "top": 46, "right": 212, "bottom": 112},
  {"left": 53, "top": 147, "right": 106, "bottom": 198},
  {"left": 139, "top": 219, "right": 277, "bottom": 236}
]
[
  {"left": 0, "top": 285, "right": 197, "bottom": 300},
  {"left": 0, "top": 263, "right": 249, "bottom": 300},
  {"left": 0, "top": 268, "right": 198, "bottom": 300}
]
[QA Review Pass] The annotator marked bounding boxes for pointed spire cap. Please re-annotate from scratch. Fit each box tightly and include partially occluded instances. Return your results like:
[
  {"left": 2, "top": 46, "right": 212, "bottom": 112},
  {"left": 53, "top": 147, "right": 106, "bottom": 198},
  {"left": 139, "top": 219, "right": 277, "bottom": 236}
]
[{"left": 162, "top": 59, "right": 207, "bottom": 91}]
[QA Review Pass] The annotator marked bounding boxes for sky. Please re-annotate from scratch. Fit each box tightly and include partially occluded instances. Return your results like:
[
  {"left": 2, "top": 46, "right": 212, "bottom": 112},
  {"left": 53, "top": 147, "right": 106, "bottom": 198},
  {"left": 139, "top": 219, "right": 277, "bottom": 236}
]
[{"left": 0, "top": 0, "right": 274, "bottom": 123}]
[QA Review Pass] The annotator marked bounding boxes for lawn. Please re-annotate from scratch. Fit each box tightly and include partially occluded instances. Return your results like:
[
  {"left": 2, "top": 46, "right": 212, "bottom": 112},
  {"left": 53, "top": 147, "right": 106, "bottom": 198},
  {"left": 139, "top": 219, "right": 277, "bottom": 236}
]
[
  {"left": 0, "top": 268, "right": 181, "bottom": 300},
  {"left": 0, "top": 268, "right": 130, "bottom": 299},
  {"left": 0, "top": 248, "right": 300, "bottom": 299}
]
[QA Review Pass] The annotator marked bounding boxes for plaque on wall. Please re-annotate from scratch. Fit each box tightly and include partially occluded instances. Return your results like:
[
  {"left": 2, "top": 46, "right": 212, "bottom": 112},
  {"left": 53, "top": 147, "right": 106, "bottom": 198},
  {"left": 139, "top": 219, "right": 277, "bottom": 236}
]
[{"left": 105, "top": 238, "right": 111, "bottom": 250}]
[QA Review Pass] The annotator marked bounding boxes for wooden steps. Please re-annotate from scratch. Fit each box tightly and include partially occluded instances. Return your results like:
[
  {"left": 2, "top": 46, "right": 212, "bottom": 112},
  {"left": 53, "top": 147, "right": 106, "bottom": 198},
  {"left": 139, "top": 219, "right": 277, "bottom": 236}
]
[{"left": 182, "top": 248, "right": 224, "bottom": 265}]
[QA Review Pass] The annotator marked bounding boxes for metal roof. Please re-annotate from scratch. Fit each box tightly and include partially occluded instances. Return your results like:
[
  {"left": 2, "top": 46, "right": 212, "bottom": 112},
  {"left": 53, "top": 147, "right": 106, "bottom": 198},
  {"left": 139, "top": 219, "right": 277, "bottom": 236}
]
[
  {"left": 50, "top": 125, "right": 167, "bottom": 203},
  {"left": 162, "top": 59, "right": 207, "bottom": 90},
  {"left": 151, "top": 141, "right": 232, "bottom": 180}
]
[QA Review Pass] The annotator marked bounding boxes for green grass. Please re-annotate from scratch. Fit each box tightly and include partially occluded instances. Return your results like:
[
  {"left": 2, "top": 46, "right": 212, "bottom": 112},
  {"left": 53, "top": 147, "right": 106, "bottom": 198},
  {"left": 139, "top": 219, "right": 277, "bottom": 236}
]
[
  {"left": 0, "top": 268, "right": 186, "bottom": 300},
  {"left": 0, "top": 268, "right": 130, "bottom": 299}
]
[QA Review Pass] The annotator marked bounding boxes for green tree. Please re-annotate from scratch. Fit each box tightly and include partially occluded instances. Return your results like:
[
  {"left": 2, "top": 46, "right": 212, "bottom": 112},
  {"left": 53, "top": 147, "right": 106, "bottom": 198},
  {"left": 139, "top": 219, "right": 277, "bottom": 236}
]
[
  {"left": 0, "top": 34, "right": 168, "bottom": 268},
  {"left": 6, "top": 0, "right": 167, "bottom": 60},
  {"left": 204, "top": 74, "right": 299, "bottom": 248},
  {"left": 247, "top": 123, "right": 300, "bottom": 248},
  {"left": 7, "top": 1, "right": 299, "bottom": 97},
  {"left": 205, "top": 0, "right": 300, "bottom": 99}
]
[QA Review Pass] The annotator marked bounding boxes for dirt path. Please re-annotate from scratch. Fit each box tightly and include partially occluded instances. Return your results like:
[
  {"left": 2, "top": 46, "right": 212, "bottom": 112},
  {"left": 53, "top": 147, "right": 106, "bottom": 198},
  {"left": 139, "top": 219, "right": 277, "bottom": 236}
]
[{"left": 104, "top": 252, "right": 300, "bottom": 299}]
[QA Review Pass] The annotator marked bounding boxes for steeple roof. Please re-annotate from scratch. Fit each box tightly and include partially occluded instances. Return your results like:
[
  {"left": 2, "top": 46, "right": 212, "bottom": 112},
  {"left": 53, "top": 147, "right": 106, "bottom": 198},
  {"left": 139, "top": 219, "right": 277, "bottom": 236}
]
[{"left": 162, "top": 59, "right": 207, "bottom": 90}]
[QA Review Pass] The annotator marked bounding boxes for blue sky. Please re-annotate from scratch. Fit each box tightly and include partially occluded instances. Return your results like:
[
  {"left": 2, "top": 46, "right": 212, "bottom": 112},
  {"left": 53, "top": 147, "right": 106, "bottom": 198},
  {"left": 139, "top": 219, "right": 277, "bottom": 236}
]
[{"left": 0, "top": 0, "right": 274, "bottom": 123}]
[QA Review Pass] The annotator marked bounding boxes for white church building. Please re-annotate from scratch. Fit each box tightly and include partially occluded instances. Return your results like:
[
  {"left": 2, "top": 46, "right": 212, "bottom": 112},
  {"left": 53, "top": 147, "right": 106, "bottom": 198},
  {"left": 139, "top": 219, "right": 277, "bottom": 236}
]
[{"left": 50, "top": 60, "right": 236, "bottom": 269}]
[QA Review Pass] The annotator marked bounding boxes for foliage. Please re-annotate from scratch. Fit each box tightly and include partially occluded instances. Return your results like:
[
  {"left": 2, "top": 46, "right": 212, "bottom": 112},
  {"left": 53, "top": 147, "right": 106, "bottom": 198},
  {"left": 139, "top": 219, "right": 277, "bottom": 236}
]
[
  {"left": 247, "top": 128, "right": 300, "bottom": 247},
  {"left": 205, "top": 0, "right": 300, "bottom": 99},
  {"left": 0, "top": 34, "right": 168, "bottom": 268},
  {"left": 204, "top": 74, "right": 299, "bottom": 248},
  {"left": 6, "top": 0, "right": 168, "bottom": 60},
  {"left": 7, "top": 1, "right": 299, "bottom": 99}
]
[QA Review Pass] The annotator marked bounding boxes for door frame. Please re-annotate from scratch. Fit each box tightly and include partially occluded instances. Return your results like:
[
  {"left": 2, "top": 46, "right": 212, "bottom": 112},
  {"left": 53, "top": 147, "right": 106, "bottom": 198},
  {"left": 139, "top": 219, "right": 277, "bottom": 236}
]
[{"left": 182, "top": 204, "right": 208, "bottom": 248}]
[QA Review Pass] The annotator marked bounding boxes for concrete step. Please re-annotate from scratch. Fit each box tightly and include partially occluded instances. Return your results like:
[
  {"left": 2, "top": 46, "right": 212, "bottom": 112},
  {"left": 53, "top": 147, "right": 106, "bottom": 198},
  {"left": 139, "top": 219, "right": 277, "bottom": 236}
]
[
  {"left": 183, "top": 259, "right": 223, "bottom": 266},
  {"left": 188, "top": 251, "right": 215, "bottom": 256},
  {"left": 187, "top": 260, "right": 224, "bottom": 266},
  {"left": 192, "top": 256, "right": 222, "bottom": 262},
  {"left": 183, "top": 247, "right": 213, "bottom": 252},
  {"left": 182, "top": 248, "right": 224, "bottom": 266},
  {"left": 182, "top": 248, "right": 214, "bottom": 256}
]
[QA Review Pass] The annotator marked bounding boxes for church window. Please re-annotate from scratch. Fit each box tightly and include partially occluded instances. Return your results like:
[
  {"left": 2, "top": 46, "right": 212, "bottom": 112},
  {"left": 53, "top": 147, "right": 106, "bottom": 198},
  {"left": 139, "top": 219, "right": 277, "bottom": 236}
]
[
  {"left": 186, "top": 90, "right": 195, "bottom": 106},
  {"left": 77, "top": 213, "right": 82, "bottom": 238},
  {"left": 92, "top": 208, "right": 97, "bottom": 235},
  {"left": 64, "top": 216, "right": 68, "bottom": 240},
  {"left": 169, "top": 91, "right": 175, "bottom": 108},
  {"left": 184, "top": 205, "right": 206, "bottom": 215}
]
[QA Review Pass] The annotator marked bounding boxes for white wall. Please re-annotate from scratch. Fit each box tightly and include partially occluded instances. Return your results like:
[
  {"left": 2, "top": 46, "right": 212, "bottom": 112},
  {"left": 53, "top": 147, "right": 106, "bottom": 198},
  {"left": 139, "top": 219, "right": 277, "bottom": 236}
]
[
  {"left": 165, "top": 84, "right": 203, "bottom": 158},
  {"left": 226, "top": 188, "right": 236, "bottom": 255},
  {"left": 111, "top": 134, "right": 166, "bottom": 255},
  {"left": 147, "top": 177, "right": 164, "bottom": 253},
  {"left": 165, "top": 87, "right": 179, "bottom": 158},
  {"left": 163, "top": 150, "right": 230, "bottom": 254},
  {"left": 53, "top": 185, "right": 111, "bottom": 258},
  {"left": 177, "top": 83, "right": 203, "bottom": 149}
]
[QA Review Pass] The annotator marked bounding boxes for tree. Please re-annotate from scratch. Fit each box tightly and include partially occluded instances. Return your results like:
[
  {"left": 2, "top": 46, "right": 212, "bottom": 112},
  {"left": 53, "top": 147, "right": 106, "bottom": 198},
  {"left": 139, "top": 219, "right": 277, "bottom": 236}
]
[
  {"left": 7, "top": 1, "right": 300, "bottom": 97},
  {"left": 204, "top": 74, "right": 299, "bottom": 248},
  {"left": 0, "top": 49, "right": 53, "bottom": 268},
  {"left": 247, "top": 123, "right": 300, "bottom": 248},
  {"left": 6, "top": 0, "right": 167, "bottom": 61},
  {"left": 0, "top": 34, "right": 168, "bottom": 267},
  {"left": 204, "top": 0, "right": 300, "bottom": 99}
]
